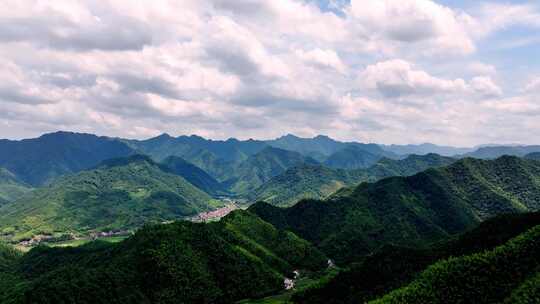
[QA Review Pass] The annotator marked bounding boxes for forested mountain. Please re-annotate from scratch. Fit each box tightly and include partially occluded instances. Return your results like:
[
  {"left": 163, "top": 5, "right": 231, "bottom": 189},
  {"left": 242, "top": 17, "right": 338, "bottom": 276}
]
[
  {"left": 225, "top": 147, "right": 319, "bottom": 194},
  {"left": 364, "top": 153, "right": 455, "bottom": 179},
  {"left": 250, "top": 156, "right": 540, "bottom": 264},
  {"left": 0, "top": 155, "right": 216, "bottom": 242},
  {"left": 293, "top": 212, "right": 540, "bottom": 304},
  {"left": 381, "top": 143, "right": 473, "bottom": 157},
  {"left": 127, "top": 133, "right": 395, "bottom": 183},
  {"left": 525, "top": 152, "right": 540, "bottom": 161},
  {"left": 249, "top": 153, "right": 455, "bottom": 207},
  {"left": 0, "top": 131, "right": 135, "bottom": 186},
  {"left": 371, "top": 224, "right": 540, "bottom": 303},
  {"left": 462, "top": 145, "right": 540, "bottom": 159},
  {"left": 160, "top": 156, "right": 225, "bottom": 196},
  {"left": 125, "top": 133, "right": 267, "bottom": 180},
  {"left": 0, "top": 168, "right": 32, "bottom": 204},
  {"left": 0, "top": 210, "right": 326, "bottom": 304},
  {"left": 248, "top": 165, "right": 360, "bottom": 207},
  {"left": 323, "top": 145, "right": 382, "bottom": 169}
]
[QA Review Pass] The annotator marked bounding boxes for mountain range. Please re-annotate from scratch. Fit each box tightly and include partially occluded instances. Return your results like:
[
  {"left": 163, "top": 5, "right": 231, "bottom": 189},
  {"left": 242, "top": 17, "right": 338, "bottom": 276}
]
[
  {"left": 2, "top": 131, "right": 540, "bottom": 303},
  {"left": 248, "top": 153, "right": 455, "bottom": 207},
  {"left": 0, "top": 132, "right": 135, "bottom": 186},
  {"left": 250, "top": 156, "right": 540, "bottom": 263}
]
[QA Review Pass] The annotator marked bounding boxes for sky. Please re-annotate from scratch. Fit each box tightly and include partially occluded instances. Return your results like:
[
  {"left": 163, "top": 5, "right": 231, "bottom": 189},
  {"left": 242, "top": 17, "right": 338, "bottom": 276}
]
[{"left": 0, "top": 0, "right": 539, "bottom": 146}]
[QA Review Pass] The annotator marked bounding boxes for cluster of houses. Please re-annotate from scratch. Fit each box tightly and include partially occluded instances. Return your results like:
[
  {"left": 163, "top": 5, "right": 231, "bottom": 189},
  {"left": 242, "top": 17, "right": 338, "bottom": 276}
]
[
  {"left": 284, "top": 270, "right": 301, "bottom": 290},
  {"left": 18, "top": 233, "right": 76, "bottom": 247},
  {"left": 191, "top": 204, "right": 237, "bottom": 222}
]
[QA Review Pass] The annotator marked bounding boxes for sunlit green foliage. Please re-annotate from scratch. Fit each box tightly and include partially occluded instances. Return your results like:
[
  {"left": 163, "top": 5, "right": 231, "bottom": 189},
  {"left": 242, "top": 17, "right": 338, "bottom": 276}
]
[
  {"left": 0, "top": 155, "right": 216, "bottom": 241},
  {"left": 0, "top": 211, "right": 326, "bottom": 304},
  {"left": 251, "top": 156, "right": 540, "bottom": 263}
]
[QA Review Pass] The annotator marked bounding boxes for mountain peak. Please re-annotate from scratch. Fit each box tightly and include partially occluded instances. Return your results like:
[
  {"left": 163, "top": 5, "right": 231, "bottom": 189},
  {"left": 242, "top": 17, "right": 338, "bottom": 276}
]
[
  {"left": 313, "top": 134, "right": 332, "bottom": 140},
  {"left": 156, "top": 133, "right": 172, "bottom": 139}
]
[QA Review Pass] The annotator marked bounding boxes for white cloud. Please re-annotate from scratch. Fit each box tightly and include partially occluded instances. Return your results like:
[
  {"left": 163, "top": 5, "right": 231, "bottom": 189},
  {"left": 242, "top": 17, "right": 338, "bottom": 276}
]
[
  {"left": 470, "top": 76, "right": 502, "bottom": 97},
  {"left": 360, "top": 59, "right": 468, "bottom": 98},
  {"left": 347, "top": 0, "right": 476, "bottom": 56},
  {"left": 295, "top": 48, "right": 346, "bottom": 73},
  {"left": 467, "top": 62, "right": 497, "bottom": 75},
  {"left": 0, "top": 0, "right": 537, "bottom": 145},
  {"left": 524, "top": 77, "right": 540, "bottom": 93}
]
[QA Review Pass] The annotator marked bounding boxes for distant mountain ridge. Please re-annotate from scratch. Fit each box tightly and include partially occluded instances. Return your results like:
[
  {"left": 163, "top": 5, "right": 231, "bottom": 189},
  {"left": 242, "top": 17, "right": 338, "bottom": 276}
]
[
  {"left": 249, "top": 153, "right": 455, "bottom": 207},
  {"left": 381, "top": 143, "right": 474, "bottom": 157},
  {"left": 461, "top": 145, "right": 540, "bottom": 159},
  {"left": 0, "top": 131, "right": 135, "bottom": 186}
]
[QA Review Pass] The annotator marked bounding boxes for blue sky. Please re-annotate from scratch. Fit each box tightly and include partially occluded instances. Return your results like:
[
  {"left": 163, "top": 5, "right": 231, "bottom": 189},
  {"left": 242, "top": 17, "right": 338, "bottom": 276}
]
[{"left": 0, "top": 0, "right": 538, "bottom": 146}]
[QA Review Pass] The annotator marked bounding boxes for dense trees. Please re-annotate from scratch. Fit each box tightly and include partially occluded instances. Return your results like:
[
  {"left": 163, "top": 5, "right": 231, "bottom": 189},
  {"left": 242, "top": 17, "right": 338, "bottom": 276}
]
[
  {"left": 251, "top": 156, "right": 540, "bottom": 264},
  {"left": 0, "top": 211, "right": 326, "bottom": 304}
]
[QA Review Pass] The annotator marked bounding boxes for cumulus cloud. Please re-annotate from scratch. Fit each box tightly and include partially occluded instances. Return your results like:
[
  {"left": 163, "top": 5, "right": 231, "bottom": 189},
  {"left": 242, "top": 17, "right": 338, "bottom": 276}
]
[
  {"left": 0, "top": 0, "right": 537, "bottom": 145},
  {"left": 524, "top": 77, "right": 540, "bottom": 94},
  {"left": 347, "top": 0, "right": 476, "bottom": 55},
  {"left": 360, "top": 59, "right": 468, "bottom": 98},
  {"left": 470, "top": 76, "right": 502, "bottom": 97},
  {"left": 295, "top": 48, "right": 346, "bottom": 73}
]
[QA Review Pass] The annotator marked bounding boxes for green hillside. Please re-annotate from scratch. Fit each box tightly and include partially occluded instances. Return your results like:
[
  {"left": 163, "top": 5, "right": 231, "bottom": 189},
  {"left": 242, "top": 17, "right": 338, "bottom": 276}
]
[
  {"left": 293, "top": 212, "right": 540, "bottom": 304},
  {"left": 247, "top": 165, "right": 360, "bottom": 207},
  {"left": 0, "top": 155, "right": 217, "bottom": 242},
  {"left": 249, "top": 154, "right": 455, "bottom": 207},
  {"left": 0, "top": 211, "right": 326, "bottom": 304},
  {"left": 370, "top": 224, "right": 540, "bottom": 304},
  {"left": 226, "top": 147, "right": 319, "bottom": 195},
  {"left": 0, "top": 168, "right": 32, "bottom": 203},
  {"left": 0, "top": 131, "right": 135, "bottom": 186},
  {"left": 364, "top": 153, "right": 455, "bottom": 179},
  {"left": 323, "top": 145, "right": 382, "bottom": 169},
  {"left": 160, "top": 156, "right": 225, "bottom": 196},
  {"left": 250, "top": 156, "right": 540, "bottom": 264}
]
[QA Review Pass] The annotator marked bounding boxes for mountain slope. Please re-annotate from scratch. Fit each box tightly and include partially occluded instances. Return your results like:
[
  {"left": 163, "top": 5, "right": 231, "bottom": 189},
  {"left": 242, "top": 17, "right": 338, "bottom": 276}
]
[
  {"left": 250, "top": 156, "right": 540, "bottom": 264},
  {"left": 525, "top": 152, "right": 540, "bottom": 161},
  {"left": 381, "top": 143, "right": 473, "bottom": 157},
  {"left": 247, "top": 165, "right": 361, "bottom": 207},
  {"left": 249, "top": 154, "right": 455, "bottom": 207},
  {"left": 0, "top": 131, "right": 135, "bottom": 186},
  {"left": 462, "top": 145, "right": 540, "bottom": 159},
  {"left": 160, "top": 156, "right": 225, "bottom": 196},
  {"left": 226, "top": 147, "right": 319, "bottom": 194},
  {"left": 0, "top": 155, "right": 216, "bottom": 241},
  {"left": 364, "top": 153, "right": 455, "bottom": 179},
  {"left": 0, "top": 168, "right": 32, "bottom": 204},
  {"left": 370, "top": 224, "right": 540, "bottom": 304},
  {"left": 0, "top": 210, "right": 327, "bottom": 304},
  {"left": 323, "top": 145, "right": 382, "bottom": 169},
  {"left": 293, "top": 212, "right": 540, "bottom": 304},
  {"left": 125, "top": 133, "right": 267, "bottom": 180}
]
